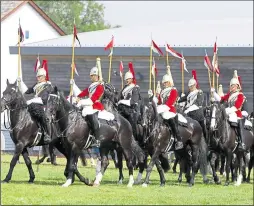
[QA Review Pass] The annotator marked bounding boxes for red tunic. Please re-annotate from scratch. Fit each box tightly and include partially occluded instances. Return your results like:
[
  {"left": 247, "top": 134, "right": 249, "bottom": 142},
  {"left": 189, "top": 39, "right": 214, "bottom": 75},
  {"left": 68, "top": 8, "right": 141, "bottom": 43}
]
[
  {"left": 221, "top": 91, "right": 244, "bottom": 118},
  {"left": 158, "top": 88, "right": 178, "bottom": 114},
  {"left": 78, "top": 84, "right": 104, "bottom": 110}
]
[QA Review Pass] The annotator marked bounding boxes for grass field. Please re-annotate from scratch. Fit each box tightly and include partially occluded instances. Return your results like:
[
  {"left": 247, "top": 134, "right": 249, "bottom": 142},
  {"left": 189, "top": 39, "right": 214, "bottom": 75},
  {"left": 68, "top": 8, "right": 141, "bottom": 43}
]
[{"left": 1, "top": 154, "right": 253, "bottom": 205}]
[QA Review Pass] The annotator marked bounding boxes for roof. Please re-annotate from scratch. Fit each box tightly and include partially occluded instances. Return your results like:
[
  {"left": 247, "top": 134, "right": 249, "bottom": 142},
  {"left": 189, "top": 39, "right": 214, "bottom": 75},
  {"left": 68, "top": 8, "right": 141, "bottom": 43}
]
[
  {"left": 1, "top": 1, "right": 65, "bottom": 36},
  {"left": 21, "top": 18, "right": 253, "bottom": 47}
]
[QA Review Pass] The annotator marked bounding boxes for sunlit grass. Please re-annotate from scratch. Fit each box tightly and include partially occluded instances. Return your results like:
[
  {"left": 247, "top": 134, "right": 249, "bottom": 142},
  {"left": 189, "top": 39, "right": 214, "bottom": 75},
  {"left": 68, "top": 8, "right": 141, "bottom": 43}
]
[{"left": 1, "top": 154, "right": 253, "bottom": 205}]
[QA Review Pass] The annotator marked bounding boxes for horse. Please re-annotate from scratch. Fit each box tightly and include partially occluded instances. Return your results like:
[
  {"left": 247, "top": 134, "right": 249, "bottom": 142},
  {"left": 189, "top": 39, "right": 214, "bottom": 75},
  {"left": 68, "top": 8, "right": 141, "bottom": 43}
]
[
  {"left": 208, "top": 101, "right": 254, "bottom": 186},
  {"left": 136, "top": 99, "right": 208, "bottom": 187},
  {"left": 0, "top": 80, "right": 87, "bottom": 185},
  {"left": 46, "top": 86, "right": 145, "bottom": 187},
  {"left": 35, "top": 144, "right": 58, "bottom": 165}
]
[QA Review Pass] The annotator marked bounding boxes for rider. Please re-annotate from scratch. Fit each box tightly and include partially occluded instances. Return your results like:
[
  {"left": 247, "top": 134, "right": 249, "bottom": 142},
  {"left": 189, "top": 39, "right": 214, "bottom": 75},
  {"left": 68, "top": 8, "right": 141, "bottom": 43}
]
[
  {"left": 212, "top": 70, "right": 246, "bottom": 150},
  {"left": 117, "top": 62, "right": 142, "bottom": 144},
  {"left": 74, "top": 66, "right": 104, "bottom": 147},
  {"left": 178, "top": 70, "right": 207, "bottom": 142},
  {"left": 19, "top": 66, "right": 53, "bottom": 144},
  {"left": 148, "top": 71, "right": 184, "bottom": 150}
]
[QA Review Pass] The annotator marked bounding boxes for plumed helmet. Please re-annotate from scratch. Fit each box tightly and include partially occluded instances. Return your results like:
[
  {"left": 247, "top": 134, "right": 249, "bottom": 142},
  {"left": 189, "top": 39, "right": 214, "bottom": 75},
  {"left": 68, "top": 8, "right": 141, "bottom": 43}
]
[
  {"left": 36, "top": 68, "right": 46, "bottom": 77},
  {"left": 90, "top": 67, "right": 99, "bottom": 76},
  {"left": 162, "top": 74, "right": 173, "bottom": 84},
  {"left": 218, "top": 84, "right": 224, "bottom": 97},
  {"left": 124, "top": 71, "right": 133, "bottom": 80},
  {"left": 188, "top": 78, "right": 197, "bottom": 87},
  {"left": 230, "top": 77, "right": 240, "bottom": 86}
]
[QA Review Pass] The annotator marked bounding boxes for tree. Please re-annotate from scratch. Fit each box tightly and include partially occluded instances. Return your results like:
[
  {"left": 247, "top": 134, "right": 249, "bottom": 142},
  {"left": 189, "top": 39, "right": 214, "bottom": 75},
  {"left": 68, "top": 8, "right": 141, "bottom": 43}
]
[{"left": 34, "top": 1, "right": 114, "bottom": 34}]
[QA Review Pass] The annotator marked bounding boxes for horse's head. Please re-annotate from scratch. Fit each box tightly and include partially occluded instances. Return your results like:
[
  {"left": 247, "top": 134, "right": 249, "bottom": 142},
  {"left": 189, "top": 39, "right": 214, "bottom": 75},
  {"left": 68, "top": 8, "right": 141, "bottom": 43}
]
[
  {"left": 45, "top": 86, "right": 61, "bottom": 122},
  {"left": 209, "top": 101, "right": 226, "bottom": 131},
  {"left": 1, "top": 79, "right": 21, "bottom": 112}
]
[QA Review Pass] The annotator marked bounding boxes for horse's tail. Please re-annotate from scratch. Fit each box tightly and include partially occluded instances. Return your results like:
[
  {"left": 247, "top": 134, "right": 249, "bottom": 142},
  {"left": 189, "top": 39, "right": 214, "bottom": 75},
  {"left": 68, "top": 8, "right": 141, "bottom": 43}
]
[
  {"left": 159, "top": 154, "right": 170, "bottom": 173},
  {"left": 198, "top": 135, "right": 208, "bottom": 176},
  {"left": 131, "top": 139, "right": 145, "bottom": 163}
]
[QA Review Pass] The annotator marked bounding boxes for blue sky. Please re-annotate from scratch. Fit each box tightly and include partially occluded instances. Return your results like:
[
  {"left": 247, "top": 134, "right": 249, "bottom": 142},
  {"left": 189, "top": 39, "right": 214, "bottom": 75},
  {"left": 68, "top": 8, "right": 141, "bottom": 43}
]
[{"left": 102, "top": 1, "right": 253, "bottom": 27}]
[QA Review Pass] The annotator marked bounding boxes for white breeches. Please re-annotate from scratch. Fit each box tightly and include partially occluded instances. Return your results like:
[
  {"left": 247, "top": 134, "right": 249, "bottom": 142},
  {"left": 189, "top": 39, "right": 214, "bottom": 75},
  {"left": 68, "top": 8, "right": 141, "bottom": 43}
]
[
  {"left": 82, "top": 106, "right": 98, "bottom": 116},
  {"left": 157, "top": 104, "right": 176, "bottom": 120},
  {"left": 228, "top": 112, "right": 238, "bottom": 123}
]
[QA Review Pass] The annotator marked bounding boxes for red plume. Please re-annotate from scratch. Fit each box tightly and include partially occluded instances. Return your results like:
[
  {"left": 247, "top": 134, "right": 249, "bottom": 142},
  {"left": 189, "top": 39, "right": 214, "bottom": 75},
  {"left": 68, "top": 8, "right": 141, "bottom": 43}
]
[
  {"left": 41, "top": 59, "right": 49, "bottom": 81},
  {"left": 128, "top": 62, "right": 136, "bottom": 84},
  {"left": 238, "top": 76, "right": 242, "bottom": 90},
  {"left": 191, "top": 70, "right": 199, "bottom": 89}
]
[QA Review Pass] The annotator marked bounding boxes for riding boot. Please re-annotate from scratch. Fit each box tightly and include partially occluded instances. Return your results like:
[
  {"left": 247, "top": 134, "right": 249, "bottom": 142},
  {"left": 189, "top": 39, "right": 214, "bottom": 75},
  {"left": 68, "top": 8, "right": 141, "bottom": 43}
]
[
  {"left": 168, "top": 115, "right": 184, "bottom": 150},
  {"left": 237, "top": 119, "right": 246, "bottom": 151},
  {"left": 39, "top": 117, "right": 51, "bottom": 144},
  {"left": 86, "top": 112, "right": 101, "bottom": 147}
]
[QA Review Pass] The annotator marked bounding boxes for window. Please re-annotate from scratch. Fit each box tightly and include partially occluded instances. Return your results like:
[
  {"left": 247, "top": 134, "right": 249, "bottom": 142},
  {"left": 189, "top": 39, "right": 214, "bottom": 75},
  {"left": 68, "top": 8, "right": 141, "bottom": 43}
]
[{"left": 25, "top": 30, "right": 29, "bottom": 39}]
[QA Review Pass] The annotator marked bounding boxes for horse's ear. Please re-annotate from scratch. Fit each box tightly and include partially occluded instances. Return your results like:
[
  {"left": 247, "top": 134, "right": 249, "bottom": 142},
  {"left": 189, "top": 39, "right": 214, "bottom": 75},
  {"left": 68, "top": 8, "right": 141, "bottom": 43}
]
[
  {"left": 6, "top": 79, "right": 9, "bottom": 86},
  {"left": 54, "top": 86, "right": 58, "bottom": 93}
]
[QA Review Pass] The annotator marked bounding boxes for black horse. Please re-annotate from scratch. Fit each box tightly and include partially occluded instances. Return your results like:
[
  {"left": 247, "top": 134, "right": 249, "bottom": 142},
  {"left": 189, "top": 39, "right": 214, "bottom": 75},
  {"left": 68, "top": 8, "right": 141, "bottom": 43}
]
[
  {"left": 1, "top": 80, "right": 90, "bottom": 186},
  {"left": 35, "top": 144, "right": 57, "bottom": 165},
  {"left": 137, "top": 99, "right": 208, "bottom": 187},
  {"left": 46, "top": 87, "right": 145, "bottom": 187},
  {"left": 208, "top": 101, "right": 254, "bottom": 186}
]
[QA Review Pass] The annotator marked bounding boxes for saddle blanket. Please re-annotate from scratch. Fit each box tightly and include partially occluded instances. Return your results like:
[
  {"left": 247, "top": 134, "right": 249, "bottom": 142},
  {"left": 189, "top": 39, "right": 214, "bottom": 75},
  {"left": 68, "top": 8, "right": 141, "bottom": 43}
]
[
  {"left": 244, "top": 119, "right": 252, "bottom": 130},
  {"left": 98, "top": 110, "right": 115, "bottom": 121},
  {"left": 178, "top": 113, "right": 187, "bottom": 124}
]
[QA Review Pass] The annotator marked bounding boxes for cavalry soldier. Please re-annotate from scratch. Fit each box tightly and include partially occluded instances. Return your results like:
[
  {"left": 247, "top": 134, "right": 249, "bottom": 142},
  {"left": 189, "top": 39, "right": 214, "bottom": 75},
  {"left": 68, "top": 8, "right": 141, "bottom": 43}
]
[
  {"left": 71, "top": 66, "right": 104, "bottom": 147},
  {"left": 212, "top": 70, "right": 246, "bottom": 150},
  {"left": 148, "top": 70, "right": 184, "bottom": 150},
  {"left": 178, "top": 70, "right": 207, "bottom": 142},
  {"left": 117, "top": 62, "right": 142, "bottom": 144},
  {"left": 19, "top": 66, "right": 53, "bottom": 144}
]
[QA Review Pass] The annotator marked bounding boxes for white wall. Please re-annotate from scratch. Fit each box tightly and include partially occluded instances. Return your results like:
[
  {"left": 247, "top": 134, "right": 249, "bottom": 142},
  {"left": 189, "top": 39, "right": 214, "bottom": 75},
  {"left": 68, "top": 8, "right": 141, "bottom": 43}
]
[
  {"left": 1, "top": 3, "right": 60, "bottom": 94},
  {"left": 1, "top": 3, "right": 61, "bottom": 124}
]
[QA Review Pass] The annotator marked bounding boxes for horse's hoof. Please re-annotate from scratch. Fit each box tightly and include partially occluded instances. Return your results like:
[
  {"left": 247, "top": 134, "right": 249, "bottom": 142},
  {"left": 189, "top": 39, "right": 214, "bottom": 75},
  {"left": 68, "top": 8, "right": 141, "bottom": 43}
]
[
  {"left": 188, "top": 183, "right": 193, "bottom": 187},
  {"left": 118, "top": 180, "right": 123, "bottom": 185},
  {"left": 35, "top": 160, "right": 40, "bottom": 165},
  {"left": 142, "top": 183, "right": 148, "bottom": 187},
  {"left": 215, "top": 180, "right": 221, "bottom": 185},
  {"left": 28, "top": 181, "right": 34, "bottom": 184},
  {"left": 178, "top": 179, "right": 182, "bottom": 183},
  {"left": 224, "top": 182, "right": 229, "bottom": 186},
  {"left": 127, "top": 184, "right": 133, "bottom": 188},
  {"left": 160, "top": 183, "right": 165, "bottom": 187},
  {"left": 203, "top": 179, "right": 209, "bottom": 184},
  {"left": 246, "top": 178, "right": 250, "bottom": 183},
  {"left": 173, "top": 170, "right": 177, "bottom": 174},
  {"left": 52, "top": 162, "right": 58, "bottom": 166},
  {"left": 93, "top": 183, "right": 100, "bottom": 187},
  {"left": 1, "top": 180, "right": 9, "bottom": 184}
]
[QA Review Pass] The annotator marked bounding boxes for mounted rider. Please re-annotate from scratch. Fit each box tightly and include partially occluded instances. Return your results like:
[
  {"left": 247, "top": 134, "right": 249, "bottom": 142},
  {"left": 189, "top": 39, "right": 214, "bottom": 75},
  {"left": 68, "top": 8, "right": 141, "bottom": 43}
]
[
  {"left": 18, "top": 63, "right": 53, "bottom": 144},
  {"left": 117, "top": 62, "right": 142, "bottom": 144},
  {"left": 148, "top": 69, "right": 184, "bottom": 150},
  {"left": 71, "top": 66, "right": 114, "bottom": 147},
  {"left": 178, "top": 70, "right": 207, "bottom": 142},
  {"left": 212, "top": 70, "right": 246, "bottom": 150}
]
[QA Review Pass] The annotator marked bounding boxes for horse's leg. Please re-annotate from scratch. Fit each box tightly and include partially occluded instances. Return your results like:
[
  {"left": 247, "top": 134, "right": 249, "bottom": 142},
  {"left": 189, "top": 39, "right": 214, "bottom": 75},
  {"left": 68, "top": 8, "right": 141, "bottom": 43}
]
[
  {"left": 35, "top": 154, "right": 47, "bottom": 165},
  {"left": 62, "top": 149, "right": 76, "bottom": 187},
  {"left": 48, "top": 145, "right": 57, "bottom": 165},
  {"left": 135, "top": 150, "right": 148, "bottom": 184},
  {"left": 142, "top": 151, "right": 159, "bottom": 187},
  {"left": 172, "top": 154, "right": 179, "bottom": 173},
  {"left": 246, "top": 153, "right": 253, "bottom": 183},
  {"left": 21, "top": 148, "right": 35, "bottom": 183},
  {"left": 116, "top": 148, "right": 124, "bottom": 184},
  {"left": 189, "top": 144, "right": 199, "bottom": 187},
  {"left": 220, "top": 155, "right": 226, "bottom": 175},
  {"left": 93, "top": 148, "right": 110, "bottom": 186},
  {"left": 2, "top": 143, "right": 24, "bottom": 183},
  {"left": 124, "top": 149, "right": 135, "bottom": 188},
  {"left": 155, "top": 157, "right": 166, "bottom": 187},
  {"left": 224, "top": 151, "right": 233, "bottom": 186},
  {"left": 210, "top": 152, "right": 221, "bottom": 184},
  {"left": 110, "top": 149, "right": 118, "bottom": 168},
  {"left": 178, "top": 158, "right": 184, "bottom": 183},
  {"left": 235, "top": 152, "right": 244, "bottom": 186}
]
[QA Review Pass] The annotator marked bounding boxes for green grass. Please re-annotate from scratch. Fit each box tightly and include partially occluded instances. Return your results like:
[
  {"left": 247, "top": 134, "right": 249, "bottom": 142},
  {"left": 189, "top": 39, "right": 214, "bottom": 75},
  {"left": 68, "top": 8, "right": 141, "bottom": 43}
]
[{"left": 1, "top": 154, "right": 253, "bottom": 205}]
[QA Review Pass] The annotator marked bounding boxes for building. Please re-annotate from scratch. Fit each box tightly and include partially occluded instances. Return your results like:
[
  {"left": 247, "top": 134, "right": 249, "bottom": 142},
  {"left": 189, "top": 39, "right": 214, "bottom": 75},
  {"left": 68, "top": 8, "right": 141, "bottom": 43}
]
[
  {"left": 1, "top": 0, "right": 65, "bottom": 152},
  {"left": 1, "top": 0, "right": 65, "bottom": 93}
]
